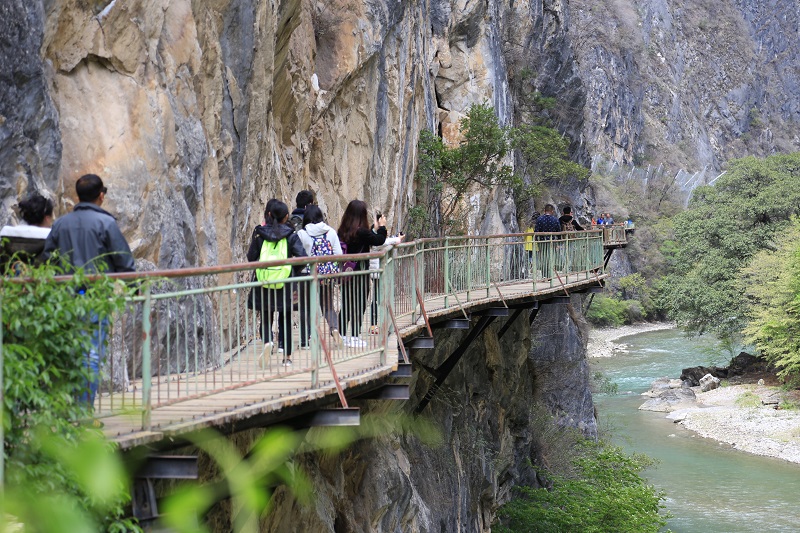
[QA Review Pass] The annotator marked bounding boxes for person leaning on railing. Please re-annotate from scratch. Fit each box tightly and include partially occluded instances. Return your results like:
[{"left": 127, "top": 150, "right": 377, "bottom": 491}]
[
  {"left": 337, "top": 200, "right": 387, "bottom": 348},
  {"left": 368, "top": 230, "right": 404, "bottom": 336}
]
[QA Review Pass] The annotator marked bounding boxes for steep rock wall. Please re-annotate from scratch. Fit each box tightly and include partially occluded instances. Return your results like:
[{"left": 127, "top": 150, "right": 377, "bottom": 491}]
[
  {"left": 196, "top": 299, "right": 595, "bottom": 532},
  {"left": 3, "top": 0, "right": 799, "bottom": 266},
  {"left": 0, "top": 0, "right": 62, "bottom": 219},
  {"left": 571, "top": 0, "right": 800, "bottom": 169}
]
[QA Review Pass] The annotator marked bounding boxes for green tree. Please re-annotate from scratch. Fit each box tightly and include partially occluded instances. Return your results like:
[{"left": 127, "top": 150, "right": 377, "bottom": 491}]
[
  {"left": 1, "top": 260, "right": 139, "bottom": 530},
  {"left": 495, "top": 440, "right": 667, "bottom": 533},
  {"left": 511, "top": 124, "right": 590, "bottom": 190},
  {"left": 412, "top": 104, "right": 522, "bottom": 237},
  {"left": 665, "top": 153, "right": 800, "bottom": 345},
  {"left": 742, "top": 218, "right": 800, "bottom": 378},
  {"left": 411, "top": 103, "right": 587, "bottom": 238}
]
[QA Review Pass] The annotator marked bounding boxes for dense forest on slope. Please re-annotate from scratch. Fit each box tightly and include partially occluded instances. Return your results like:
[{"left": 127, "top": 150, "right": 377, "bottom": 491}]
[
  {"left": 593, "top": 151, "right": 800, "bottom": 380},
  {"left": 663, "top": 153, "right": 800, "bottom": 375}
]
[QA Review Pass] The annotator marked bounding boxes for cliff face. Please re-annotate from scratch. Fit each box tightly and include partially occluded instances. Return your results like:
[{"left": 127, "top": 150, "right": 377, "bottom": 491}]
[
  {"left": 570, "top": 0, "right": 800, "bottom": 170},
  {"left": 4, "top": 0, "right": 797, "bottom": 269},
  {"left": 200, "top": 299, "right": 595, "bottom": 532}
]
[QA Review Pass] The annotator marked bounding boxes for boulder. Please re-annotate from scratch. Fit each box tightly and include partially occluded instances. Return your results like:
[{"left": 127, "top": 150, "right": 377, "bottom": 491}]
[
  {"left": 639, "top": 388, "right": 697, "bottom": 412},
  {"left": 728, "top": 352, "right": 767, "bottom": 376},
  {"left": 699, "top": 373, "right": 721, "bottom": 392},
  {"left": 681, "top": 365, "right": 727, "bottom": 386}
]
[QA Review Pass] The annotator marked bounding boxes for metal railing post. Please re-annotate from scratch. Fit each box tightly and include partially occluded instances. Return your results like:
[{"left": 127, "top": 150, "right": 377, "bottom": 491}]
[
  {"left": 466, "top": 239, "right": 472, "bottom": 302},
  {"left": 444, "top": 237, "right": 450, "bottom": 308},
  {"left": 310, "top": 267, "right": 320, "bottom": 388},
  {"left": 411, "top": 242, "right": 419, "bottom": 323},
  {"left": 380, "top": 251, "right": 390, "bottom": 366},
  {"left": 141, "top": 284, "right": 153, "bottom": 431},
  {"left": 485, "top": 237, "right": 491, "bottom": 298}
]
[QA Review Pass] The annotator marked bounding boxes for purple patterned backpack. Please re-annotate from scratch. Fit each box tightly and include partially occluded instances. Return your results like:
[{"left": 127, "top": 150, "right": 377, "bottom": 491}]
[{"left": 311, "top": 235, "right": 340, "bottom": 276}]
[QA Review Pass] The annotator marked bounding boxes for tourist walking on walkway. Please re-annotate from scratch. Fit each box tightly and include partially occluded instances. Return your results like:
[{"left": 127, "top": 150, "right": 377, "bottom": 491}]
[
  {"left": 43, "top": 174, "right": 135, "bottom": 408},
  {"left": 558, "top": 206, "right": 583, "bottom": 231},
  {"left": 337, "top": 200, "right": 387, "bottom": 347},
  {"left": 247, "top": 200, "right": 306, "bottom": 367},
  {"left": 534, "top": 204, "right": 560, "bottom": 279},
  {"left": 290, "top": 190, "right": 315, "bottom": 345},
  {"left": 297, "top": 204, "right": 343, "bottom": 346}
]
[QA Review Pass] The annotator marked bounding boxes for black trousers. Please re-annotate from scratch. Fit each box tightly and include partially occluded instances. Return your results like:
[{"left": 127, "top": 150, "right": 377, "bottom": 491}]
[{"left": 340, "top": 276, "right": 369, "bottom": 338}]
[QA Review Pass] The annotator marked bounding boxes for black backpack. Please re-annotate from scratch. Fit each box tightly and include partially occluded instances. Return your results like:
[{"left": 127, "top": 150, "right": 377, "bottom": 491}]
[{"left": 289, "top": 213, "right": 303, "bottom": 233}]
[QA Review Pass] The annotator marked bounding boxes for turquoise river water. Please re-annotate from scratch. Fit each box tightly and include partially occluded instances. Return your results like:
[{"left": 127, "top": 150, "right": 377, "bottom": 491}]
[{"left": 591, "top": 328, "right": 800, "bottom": 532}]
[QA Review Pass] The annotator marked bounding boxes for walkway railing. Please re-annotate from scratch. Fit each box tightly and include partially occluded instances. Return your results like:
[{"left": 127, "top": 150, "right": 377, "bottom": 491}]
[{"left": 4, "top": 229, "right": 615, "bottom": 434}]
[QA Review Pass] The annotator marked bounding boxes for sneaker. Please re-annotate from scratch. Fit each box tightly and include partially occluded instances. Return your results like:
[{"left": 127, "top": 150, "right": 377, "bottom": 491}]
[
  {"left": 368, "top": 325, "right": 380, "bottom": 336},
  {"left": 344, "top": 336, "right": 367, "bottom": 348},
  {"left": 282, "top": 358, "right": 292, "bottom": 367},
  {"left": 277, "top": 347, "right": 284, "bottom": 354},
  {"left": 330, "top": 329, "right": 343, "bottom": 347}
]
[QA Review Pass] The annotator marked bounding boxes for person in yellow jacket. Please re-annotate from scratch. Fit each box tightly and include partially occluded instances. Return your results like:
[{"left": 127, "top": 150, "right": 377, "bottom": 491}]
[{"left": 523, "top": 212, "right": 539, "bottom": 278}]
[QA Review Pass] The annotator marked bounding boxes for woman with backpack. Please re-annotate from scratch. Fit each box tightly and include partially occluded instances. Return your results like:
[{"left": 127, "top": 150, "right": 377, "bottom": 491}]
[
  {"left": 297, "top": 205, "right": 343, "bottom": 346},
  {"left": 247, "top": 200, "right": 306, "bottom": 367},
  {"left": 337, "top": 200, "right": 387, "bottom": 347}
]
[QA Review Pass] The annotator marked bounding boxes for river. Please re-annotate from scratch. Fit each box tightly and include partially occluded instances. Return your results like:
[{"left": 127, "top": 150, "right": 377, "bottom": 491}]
[{"left": 591, "top": 328, "right": 800, "bottom": 533}]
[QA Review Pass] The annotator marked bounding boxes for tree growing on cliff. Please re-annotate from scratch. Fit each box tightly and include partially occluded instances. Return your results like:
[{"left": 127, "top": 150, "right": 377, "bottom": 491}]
[
  {"left": 511, "top": 124, "right": 590, "bottom": 191},
  {"left": 664, "top": 153, "right": 800, "bottom": 346},
  {"left": 410, "top": 104, "right": 522, "bottom": 237},
  {"left": 410, "top": 103, "right": 587, "bottom": 237}
]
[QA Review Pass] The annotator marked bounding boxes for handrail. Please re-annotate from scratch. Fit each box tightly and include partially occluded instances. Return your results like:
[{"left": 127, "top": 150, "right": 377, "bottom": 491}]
[{"left": 1, "top": 229, "right": 625, "bottom": 437}]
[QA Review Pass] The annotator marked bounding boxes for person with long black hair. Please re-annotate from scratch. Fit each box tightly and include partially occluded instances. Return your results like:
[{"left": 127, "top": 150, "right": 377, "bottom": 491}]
[
  {"left": 337, "top": 200, "right": 387, "bottom": 347},
  {"left": 18, "top": 193, "right": 54, "bottom": 228},
  {"left": 247, "top": 200, "right": 306, "bottom": 367}
]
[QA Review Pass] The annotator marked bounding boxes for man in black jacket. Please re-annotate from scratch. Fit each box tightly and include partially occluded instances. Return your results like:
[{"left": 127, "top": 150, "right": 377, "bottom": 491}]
[
  {"left": 288, "top": 190, "right": 315, "bottom": 232},
  {"left": 558, "top": 206, "right": 584, "bottom": 231},
  {"left": 44, "top": 174, "right": 135, "bottom": 274},
  {"left": 44, "top": 174, "right": 135, "bottom": 408}
]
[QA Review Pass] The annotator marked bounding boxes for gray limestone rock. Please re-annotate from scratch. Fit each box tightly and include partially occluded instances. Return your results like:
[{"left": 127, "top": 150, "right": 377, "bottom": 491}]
[
  {"left": 0, "top": 0, "right": 61, "bottom": 226},
  {"left": 639, "top": 388, "right": 697, "bottom": 412},
  {"left": 700, "top": 373, "right": 721, "bottom": 392}
]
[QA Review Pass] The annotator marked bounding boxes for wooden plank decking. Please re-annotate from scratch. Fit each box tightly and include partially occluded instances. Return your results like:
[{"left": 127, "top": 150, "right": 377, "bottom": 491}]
[{"left": 103, "top": 271, "right": 608, "bottom": 449}]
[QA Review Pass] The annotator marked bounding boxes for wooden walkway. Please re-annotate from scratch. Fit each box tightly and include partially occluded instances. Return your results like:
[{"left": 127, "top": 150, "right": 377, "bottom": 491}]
[{"left": 103, "top": 271, "right": 608, "bottom": 449}]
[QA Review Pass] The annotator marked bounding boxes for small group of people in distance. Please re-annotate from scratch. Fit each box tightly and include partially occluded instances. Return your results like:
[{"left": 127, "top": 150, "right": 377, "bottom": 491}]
[
  {"left": 246, "top": 191, "right": 404, "bottom": 367},
  {"left": 593, "top": 212, "right": 615, "bottom": 225},
  {"left": 525, "top": 204, "right": 584, "bottom": 235}
]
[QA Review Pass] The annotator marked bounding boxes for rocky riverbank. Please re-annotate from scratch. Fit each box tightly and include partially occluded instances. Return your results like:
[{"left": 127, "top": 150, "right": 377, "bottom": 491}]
[
  {"left": 587, "top": 322, "right": 677, "bottom": 358},
  {"left": 590, "top": 323, "right": 800, "bottom": 464},
  {"left": 671, "top": 384, "right": 800, "bottom": 463},
  {"left": 638, "top": 361, "right": 800, "bottom": 464}
]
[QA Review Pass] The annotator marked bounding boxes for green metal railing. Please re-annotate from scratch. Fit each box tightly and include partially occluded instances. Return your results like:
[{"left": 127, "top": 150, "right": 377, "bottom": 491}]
[{"left": 1, "top": 229, "right": 615, "bottom": 434}]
